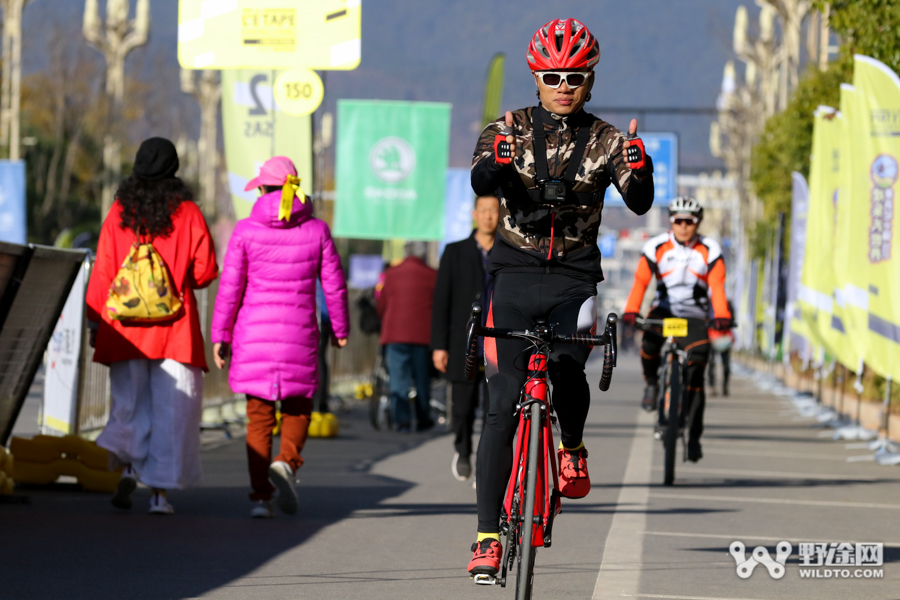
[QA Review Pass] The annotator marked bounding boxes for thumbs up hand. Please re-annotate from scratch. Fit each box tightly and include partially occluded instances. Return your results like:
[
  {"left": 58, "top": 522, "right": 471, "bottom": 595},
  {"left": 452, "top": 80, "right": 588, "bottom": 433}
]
[
  {"left": 621, "top": 118, "right": 648, "bottom": 172},
  {"left": 503, "top": 111, "right": 516, "bottom": 155},
  {"left": 493, "top": 111, "right": 517, "bottom": 165}
]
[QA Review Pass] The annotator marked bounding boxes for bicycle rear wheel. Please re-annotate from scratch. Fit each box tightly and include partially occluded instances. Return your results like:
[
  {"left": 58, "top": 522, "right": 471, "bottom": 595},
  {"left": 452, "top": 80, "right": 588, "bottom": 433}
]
[
  {"left": 664, "top": 356, "right": 681, "bottom": 486},
  {"left": 516, "top": 402, "right": 542, "bottom": 600}
]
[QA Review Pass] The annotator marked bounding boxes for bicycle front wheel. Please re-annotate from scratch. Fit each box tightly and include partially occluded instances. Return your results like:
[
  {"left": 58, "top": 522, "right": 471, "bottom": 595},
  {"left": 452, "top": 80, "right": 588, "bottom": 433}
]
[
  {"left": 664, "top": 356, "right": 681, "bottom": 486},
  {"left": 516, "top": 402, "right": 542, "bottom": 599}
]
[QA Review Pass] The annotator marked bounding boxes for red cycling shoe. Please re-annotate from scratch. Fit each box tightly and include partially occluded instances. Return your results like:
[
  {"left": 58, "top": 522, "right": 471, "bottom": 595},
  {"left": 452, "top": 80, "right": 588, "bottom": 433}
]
[
  {"left": 468, "top": 538, "right": 503, "bottom": 575},
  {"left": 558, "top": 446, "right": 590, "bottom": 499}
]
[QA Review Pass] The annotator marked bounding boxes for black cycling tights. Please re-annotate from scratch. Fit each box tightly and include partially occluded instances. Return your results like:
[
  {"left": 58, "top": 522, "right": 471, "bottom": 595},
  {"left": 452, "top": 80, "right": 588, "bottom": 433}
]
[
  {"left": 476, "top": 272, "right": 595, "bottom": 534},
  {"left": 640, "top": 307, "right": 710, "bottom": 442}
]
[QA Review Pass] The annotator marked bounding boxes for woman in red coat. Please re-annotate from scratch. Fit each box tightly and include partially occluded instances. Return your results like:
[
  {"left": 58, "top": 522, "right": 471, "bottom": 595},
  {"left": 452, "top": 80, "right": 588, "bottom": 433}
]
[{"left": 86, "top": 138, "right": 218, "bottom": 515}]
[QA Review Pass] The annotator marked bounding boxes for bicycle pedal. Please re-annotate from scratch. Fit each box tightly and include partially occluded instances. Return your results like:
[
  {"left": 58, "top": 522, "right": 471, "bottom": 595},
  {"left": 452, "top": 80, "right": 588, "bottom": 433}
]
[{"left": 473, "top": 574, "right": 498, "bottom": 585}]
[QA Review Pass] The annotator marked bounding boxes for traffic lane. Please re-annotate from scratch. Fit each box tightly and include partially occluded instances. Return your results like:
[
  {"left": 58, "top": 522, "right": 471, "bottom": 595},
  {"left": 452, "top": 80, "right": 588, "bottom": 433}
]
[
  {"left": 1, "top": 408, "right": 445, "bottom": 600},
  {"left": 635, "top": 368, "right": 900, "bottom": 599},
  {"left": 195, "top": 355, "right": 645, "bottom": 599}
]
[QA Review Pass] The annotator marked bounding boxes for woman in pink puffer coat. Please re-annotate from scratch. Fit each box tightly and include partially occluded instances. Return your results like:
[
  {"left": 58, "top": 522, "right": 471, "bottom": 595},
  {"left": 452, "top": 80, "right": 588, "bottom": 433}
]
[{"left": 211, "top": 156, "right": 349, "bottom": 518}]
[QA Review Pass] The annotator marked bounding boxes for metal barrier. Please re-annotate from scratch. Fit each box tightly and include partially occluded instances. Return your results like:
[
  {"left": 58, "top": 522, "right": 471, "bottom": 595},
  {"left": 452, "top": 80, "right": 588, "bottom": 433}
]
[
  {"left": 76, "top": 342, "right": 111, "bottom": 434},
  {"left": 328, "top": 288, "right": 380, "bottom": 394}
]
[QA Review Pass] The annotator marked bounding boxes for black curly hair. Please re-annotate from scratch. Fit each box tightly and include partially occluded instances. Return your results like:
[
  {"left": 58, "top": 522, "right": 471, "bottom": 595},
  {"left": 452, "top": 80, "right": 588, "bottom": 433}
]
[{"left": 116, "top": 175, "right": 195, "bottom": 238}]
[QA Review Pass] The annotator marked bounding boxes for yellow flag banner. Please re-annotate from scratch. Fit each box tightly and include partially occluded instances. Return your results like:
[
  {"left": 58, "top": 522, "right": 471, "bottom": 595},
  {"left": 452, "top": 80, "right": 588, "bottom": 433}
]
[
  {"left": 828, "top": 84, "right": 868, "bottom": 370},
  {"left": 844, "top": 55, "right": 900, "bottom": 380},
  {"left": 221, "top": 70, "right": 314, "bottom": 220},
  {"left": 798, "top": 105, "right": 856, "bottom": 364}
]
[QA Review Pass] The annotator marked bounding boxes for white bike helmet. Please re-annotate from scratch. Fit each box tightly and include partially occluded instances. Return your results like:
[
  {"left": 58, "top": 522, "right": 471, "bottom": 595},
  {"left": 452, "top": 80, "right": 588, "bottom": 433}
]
[{"left": 668, "top": 196, "right": 703, "bottom": 220}]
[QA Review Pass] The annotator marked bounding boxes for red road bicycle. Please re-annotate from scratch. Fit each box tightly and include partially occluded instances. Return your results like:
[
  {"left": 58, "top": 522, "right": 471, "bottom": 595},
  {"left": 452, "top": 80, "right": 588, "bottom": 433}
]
[{"left": 463, "top": 303, "right": 618, "bottom": 599}]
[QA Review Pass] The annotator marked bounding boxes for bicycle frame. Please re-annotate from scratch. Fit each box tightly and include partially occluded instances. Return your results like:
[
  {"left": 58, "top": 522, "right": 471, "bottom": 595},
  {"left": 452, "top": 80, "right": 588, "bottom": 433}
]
[
  {"left": 635, "top": 317, "right": 693, "bottom": 486},
  {"left": 495, "top": 351, "right": 563, "bottom": 587},
  {"left": 464, "top": 303, "right": 617, "bottom": 594},
  {"left": 505, "top": 352, "right": 561, "bottom": 549},
  {"left": 656, "top": 339, "right": 689, "bottom": 426}
]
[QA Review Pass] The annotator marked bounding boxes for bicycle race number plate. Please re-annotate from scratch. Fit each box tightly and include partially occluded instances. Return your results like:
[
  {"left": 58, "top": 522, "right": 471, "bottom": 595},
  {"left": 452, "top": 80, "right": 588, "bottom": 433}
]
[{"left": 662, "top": 318, "right": 689, "bottom": 338}]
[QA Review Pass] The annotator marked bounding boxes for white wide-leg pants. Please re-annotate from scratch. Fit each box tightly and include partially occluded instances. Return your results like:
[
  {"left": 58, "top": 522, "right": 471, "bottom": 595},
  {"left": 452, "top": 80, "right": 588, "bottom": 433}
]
[{"left": 97, "top": 359, "right": 203, "bottom": 490}]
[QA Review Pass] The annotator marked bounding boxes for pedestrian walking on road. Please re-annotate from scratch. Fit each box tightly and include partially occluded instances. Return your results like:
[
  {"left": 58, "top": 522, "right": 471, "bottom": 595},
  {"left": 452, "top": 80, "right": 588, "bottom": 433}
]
[
  {"left": 707, "top": 300, "right": 735, "bottom": 397},
  {"left": 378, "top": 242, "right": 438, "bottom": 432},
  {"left": 431, "top": 195, "right": 499, "bottom": 480},
  {"left": 87, "top": 137, "right": 218, "bottom": 515},
  {"left": 210, "top": 156, "right": 350, "bottom": 518}
]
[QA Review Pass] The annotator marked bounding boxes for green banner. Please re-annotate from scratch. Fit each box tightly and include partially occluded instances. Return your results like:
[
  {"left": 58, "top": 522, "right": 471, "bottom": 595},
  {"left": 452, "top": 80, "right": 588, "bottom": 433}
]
[
  {"left": 333, "top": 100, "right": 451, "bottom": 240},
  {"left": 482, "top": 53, "right": 505, "bottom": 129},
  {"left": 221, "top": 69, "right": 313, "bottom": 220}
]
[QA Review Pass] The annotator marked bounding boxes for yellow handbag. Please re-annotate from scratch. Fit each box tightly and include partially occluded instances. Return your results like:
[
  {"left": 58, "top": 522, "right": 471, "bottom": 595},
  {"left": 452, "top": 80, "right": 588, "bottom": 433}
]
[{"left": 106, "top": 239, "right": 183, "bottom": 322}]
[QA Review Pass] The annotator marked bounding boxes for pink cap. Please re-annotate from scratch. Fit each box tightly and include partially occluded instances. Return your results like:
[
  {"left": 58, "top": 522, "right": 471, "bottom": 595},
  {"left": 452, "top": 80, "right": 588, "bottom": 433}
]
[{"left": 244, "top": 156, "right": 298, "bottom": 191}]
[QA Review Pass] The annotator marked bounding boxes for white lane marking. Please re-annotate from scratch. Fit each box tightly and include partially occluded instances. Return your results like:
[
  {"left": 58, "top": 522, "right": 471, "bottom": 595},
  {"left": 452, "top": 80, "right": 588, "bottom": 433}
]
[
  {"left": 621, "top": 594, "right": 778, "bottom": 600},
  {"left": 592, "top": 413, "right": 654, "bottom": 600},
  {"left": 652, "top": 492, "right": 900, "bottom": 510},
  {"left": 643, "top": 530, "right": 900, "bottom": 546},
  {"left": 653, "top": 465, "right": 878, "bottom": 481},
  {"left": 694, "top": 447, "right": 850, "bottom": 461}
]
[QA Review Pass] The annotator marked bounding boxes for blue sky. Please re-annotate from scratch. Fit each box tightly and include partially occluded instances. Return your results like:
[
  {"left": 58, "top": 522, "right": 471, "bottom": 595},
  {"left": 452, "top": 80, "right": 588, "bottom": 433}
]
[{"left": 21, "top": 0, "right": 754, "bottom": 173}]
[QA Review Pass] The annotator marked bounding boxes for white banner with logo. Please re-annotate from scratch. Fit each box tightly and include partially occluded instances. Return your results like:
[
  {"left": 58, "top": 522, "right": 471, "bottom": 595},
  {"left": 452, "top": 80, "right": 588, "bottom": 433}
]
[{"left": 42, "top": 260, "right": 88, "bottom": 435}]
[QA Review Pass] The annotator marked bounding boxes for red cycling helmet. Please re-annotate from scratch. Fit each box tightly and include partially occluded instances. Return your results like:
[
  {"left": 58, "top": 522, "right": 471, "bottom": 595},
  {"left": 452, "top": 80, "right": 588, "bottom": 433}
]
[{"left": 527, "top": 19, "right": 600, "bottom": 71}]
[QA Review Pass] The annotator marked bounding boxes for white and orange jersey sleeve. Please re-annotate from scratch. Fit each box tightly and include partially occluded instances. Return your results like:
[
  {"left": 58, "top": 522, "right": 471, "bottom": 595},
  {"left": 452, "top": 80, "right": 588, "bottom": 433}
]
[
  {"left": 626, "top": 232, "right": 731, "bottom": 320},
  {"left": 699, "top": 237, "right": 731, "bottom": 320},
  {"left": 624, "top": 233, "right": 671, "bottom": 315}
]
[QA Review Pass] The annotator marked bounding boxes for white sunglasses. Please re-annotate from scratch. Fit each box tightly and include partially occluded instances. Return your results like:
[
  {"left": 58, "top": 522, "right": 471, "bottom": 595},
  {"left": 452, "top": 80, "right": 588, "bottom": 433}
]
[
  {"left": 670, "top": 216, "right": 699, "bottom": 225},
  {"left": 537, "top": 71, "right": 590, "bottom": 89}
]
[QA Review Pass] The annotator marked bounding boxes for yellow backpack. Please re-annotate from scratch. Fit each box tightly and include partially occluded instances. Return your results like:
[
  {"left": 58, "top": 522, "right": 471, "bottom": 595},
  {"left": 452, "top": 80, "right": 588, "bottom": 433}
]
[{"left": 106, "top": 240, "right": 183, "bottom": 322}]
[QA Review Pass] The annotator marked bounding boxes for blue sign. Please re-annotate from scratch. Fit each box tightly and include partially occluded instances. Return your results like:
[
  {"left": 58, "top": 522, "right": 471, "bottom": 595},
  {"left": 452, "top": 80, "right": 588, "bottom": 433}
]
[
  {"left": 0, "top": 160, "right": 26, "bottom": 243},
  {"left": 604, "top": 133, "right": 677, "bottom": 207},
  {"left": 348, "top": 254, "right": 384, "bottom": 289},
  {"left": 599, "top": 233, "right": 616, "bottom": 258},
  {"left": 440, "top": 168, "right": 474, "bottom": 255}
]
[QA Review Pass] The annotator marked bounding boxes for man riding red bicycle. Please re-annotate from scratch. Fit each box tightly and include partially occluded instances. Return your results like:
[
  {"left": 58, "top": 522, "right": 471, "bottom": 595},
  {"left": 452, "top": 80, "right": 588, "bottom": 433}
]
[
  {"left": 467, "top": 18, "right": 654, "bottom": 578},
  {"left": 622, "top": 196, "right": 732, "bottom": 462}
]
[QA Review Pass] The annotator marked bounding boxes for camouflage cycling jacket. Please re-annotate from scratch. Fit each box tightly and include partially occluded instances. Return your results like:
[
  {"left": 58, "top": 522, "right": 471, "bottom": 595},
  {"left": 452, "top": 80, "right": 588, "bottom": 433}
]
[{"left": 471, "top": 104, "right": 654, "bottom": 280}]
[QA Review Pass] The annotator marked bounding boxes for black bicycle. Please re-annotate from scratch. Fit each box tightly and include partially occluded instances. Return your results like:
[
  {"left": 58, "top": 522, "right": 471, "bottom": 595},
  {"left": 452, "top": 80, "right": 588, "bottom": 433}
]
[
  {"left": 465, "top": 303, "right": 617, "bottom": 599},
  {"left": 634, "top": 317, "right": 693, "bottom": 486}
]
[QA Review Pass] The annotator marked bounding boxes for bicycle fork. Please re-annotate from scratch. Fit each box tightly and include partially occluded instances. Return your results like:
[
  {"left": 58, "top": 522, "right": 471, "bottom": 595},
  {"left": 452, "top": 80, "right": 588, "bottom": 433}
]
[{"left": 494, "top": 353, "right": 562, "bottom": 586}]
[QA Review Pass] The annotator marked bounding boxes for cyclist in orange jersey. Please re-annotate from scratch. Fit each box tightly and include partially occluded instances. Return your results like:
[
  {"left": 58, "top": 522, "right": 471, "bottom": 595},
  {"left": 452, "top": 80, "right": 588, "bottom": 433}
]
[{"left": 622, "top": 197, "right": 733, "bottom": 462}]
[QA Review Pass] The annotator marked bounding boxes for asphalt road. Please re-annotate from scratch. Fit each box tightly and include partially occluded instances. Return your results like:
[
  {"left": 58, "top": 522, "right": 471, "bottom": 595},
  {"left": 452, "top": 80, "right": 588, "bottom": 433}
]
[{"left": 3, "top": 354, "right": 900, "bottom": 600}]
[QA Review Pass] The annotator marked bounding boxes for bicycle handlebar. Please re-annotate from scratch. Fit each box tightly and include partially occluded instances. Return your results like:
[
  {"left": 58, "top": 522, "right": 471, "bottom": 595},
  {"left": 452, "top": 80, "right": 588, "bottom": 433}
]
[{"left": 463, "top": 303, "right": 618, "bottom": 391}]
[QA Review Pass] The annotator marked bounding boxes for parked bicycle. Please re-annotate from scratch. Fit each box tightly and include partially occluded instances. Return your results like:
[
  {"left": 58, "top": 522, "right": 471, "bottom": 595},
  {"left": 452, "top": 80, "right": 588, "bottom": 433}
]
[
  {"left": 633, "top": 316, "right": 698, "bottom": 486},
  {"left": 464, "top": 303, "right": 617, "bottom": 599}
]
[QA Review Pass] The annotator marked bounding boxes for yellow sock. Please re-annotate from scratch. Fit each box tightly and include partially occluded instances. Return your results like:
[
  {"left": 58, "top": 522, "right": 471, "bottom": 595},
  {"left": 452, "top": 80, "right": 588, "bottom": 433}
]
[
  {"left": 559, "top": 441, "right": 585, "bottom": 452},
  {"left": 477, "top": 532, "right": 501, "bottom": 542}
]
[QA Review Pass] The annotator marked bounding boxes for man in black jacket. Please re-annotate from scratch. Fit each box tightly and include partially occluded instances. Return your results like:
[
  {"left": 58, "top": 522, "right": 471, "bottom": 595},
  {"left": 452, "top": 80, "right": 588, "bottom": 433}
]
[{"left": 431, "top": 194, "right": 499, "bottom": 480}]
